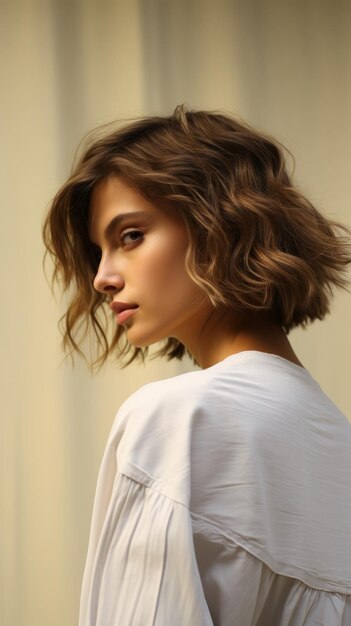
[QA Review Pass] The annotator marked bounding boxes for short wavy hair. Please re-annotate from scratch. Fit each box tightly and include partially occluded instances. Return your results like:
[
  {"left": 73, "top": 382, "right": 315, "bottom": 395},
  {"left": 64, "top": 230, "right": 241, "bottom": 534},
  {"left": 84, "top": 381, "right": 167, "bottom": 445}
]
[{"left": 42, "top": 105, "right": 351, "bottom": 371}]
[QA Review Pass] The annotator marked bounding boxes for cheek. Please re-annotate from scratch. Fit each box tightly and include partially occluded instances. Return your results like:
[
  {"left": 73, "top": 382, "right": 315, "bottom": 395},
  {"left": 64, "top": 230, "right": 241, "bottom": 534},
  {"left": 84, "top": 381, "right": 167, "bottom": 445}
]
[{"left": 138, "top": 236, "right": 194, "bottom": 297}]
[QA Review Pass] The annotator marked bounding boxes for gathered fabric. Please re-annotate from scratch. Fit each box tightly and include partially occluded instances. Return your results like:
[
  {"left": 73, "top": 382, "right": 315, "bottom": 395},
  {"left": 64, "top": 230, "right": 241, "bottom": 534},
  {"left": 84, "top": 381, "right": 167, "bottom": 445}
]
[{"left": 79, "top": 351, "right": 351, "bottom": 625}]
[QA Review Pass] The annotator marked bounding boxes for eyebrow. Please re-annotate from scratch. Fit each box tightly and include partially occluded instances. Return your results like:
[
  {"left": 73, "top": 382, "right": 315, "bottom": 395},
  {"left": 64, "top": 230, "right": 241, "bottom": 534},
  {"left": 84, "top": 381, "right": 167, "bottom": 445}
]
[{"left": 89, "top": 211, "right": 152, "bottom": 246}]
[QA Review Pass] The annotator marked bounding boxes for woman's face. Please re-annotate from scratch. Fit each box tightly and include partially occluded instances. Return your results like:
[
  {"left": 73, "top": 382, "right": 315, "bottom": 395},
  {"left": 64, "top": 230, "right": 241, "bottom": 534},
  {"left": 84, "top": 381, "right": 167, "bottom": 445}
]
[{"left": 88, "top": 176, "right": 213, "bottom": 349}]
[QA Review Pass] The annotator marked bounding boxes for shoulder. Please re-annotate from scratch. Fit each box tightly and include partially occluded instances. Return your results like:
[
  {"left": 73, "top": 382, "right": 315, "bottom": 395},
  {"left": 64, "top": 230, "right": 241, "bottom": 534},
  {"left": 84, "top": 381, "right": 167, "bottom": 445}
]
[
  {"left": 117, "top": 351, "right": 350, "bottom": 444},
  {"left": 116, "top": 365, "right": 217, "bottom": 443},
  {"left": 112, "top": 354, "right": 279, "bottom": 499},
  {"left": 113, "top": 360, "right": 259, "bottom": 503},
  {"left": 120, "top": 351, "right": 272, "bottom": 413},
  {"left": 125, "top": 369, "right": 202, "bottom": 407},
  {"left": 115, "top": 351, "right": 341, "bottom": 452},
  {"left": 113, "top": 352, "right": 351, "bottom": 500}
]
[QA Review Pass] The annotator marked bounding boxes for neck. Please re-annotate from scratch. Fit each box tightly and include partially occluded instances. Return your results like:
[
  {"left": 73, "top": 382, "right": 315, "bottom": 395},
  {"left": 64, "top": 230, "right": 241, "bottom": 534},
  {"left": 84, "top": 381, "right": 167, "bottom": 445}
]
[{"left": 182, "top": 309, "right": 303, "bottom": 370}]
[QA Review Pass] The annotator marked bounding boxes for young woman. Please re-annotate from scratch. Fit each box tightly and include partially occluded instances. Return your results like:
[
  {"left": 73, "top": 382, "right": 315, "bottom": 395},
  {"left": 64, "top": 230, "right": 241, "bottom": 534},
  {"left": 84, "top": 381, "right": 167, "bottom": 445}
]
[{"left": 43, "top": 106, "right": 351, "bottom": 625}]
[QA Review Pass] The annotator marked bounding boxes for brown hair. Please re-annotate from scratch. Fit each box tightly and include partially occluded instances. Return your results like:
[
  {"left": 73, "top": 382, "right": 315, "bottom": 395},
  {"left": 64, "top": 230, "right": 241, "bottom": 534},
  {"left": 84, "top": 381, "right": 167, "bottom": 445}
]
[{"left": 42, "top": 105, "right": 351, "bottom": 371}]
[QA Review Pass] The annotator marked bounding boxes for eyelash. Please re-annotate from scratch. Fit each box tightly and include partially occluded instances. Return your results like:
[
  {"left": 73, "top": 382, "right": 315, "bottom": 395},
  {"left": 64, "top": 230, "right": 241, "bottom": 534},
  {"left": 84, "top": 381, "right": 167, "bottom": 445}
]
[
  {"left": 91, "top": 230, "right": 143, "bottom": 264},
  {"left": 120, "top": 229, "right": 144, "bottom": 246}
]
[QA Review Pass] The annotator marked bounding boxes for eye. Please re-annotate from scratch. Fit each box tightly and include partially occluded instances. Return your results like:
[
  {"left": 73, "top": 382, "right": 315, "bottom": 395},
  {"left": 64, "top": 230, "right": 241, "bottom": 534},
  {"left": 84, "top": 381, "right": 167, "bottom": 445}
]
[{"left": 121, "top": 230, "right": 144, "bottom": 246}]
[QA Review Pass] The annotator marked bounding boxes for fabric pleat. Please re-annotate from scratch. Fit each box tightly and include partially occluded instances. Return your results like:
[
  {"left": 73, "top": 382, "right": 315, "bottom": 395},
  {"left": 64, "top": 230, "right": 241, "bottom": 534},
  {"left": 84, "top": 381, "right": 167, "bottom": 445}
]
[{"left": 79, "top": 351, "right": 351, "bottom": 625}]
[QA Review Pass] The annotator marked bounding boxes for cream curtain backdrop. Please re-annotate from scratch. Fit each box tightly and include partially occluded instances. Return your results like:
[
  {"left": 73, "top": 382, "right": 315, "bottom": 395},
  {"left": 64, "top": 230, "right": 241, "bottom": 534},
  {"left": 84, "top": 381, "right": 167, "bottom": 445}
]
[{"left": 1, "top": 1, "right": 350, "bottom": 625}]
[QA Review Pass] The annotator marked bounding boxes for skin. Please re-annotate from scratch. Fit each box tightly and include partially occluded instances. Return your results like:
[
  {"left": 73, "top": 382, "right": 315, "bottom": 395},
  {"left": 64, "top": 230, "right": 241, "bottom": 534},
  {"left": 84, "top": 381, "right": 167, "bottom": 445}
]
[{"left": 88, "top": 176, "right": 303, "bottom": 370}]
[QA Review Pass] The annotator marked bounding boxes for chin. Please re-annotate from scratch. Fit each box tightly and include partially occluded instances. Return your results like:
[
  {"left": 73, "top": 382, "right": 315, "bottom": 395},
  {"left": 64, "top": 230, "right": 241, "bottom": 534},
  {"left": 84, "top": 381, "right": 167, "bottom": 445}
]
[{"left": 125, "top": 325, "right": 168, "bottom": 349}]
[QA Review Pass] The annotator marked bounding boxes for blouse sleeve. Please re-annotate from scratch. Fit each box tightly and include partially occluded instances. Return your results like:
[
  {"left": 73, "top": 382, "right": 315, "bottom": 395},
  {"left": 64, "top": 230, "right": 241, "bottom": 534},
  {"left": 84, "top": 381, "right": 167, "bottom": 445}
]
[
  {"left": 79, "top": 471, "right": 214, "bottom": 626},
  {"left": 79, "top": 470, "right": 351, "bottom": 626},
  {"left": 192, "top": 515, "right": 266, "bottom": 625}
]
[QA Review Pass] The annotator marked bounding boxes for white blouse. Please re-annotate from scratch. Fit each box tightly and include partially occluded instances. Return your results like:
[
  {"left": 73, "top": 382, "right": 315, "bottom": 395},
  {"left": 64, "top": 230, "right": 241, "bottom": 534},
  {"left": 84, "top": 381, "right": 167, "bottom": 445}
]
[{"left": 79, "top": 351, "right": 351, "bottom": 625}]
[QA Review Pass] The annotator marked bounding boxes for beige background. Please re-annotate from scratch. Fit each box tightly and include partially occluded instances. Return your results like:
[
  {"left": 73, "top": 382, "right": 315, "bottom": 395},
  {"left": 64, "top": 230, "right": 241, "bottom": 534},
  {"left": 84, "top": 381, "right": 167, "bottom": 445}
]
[{"left": 1, "top": 1, "right": 350, "bottom": 625}]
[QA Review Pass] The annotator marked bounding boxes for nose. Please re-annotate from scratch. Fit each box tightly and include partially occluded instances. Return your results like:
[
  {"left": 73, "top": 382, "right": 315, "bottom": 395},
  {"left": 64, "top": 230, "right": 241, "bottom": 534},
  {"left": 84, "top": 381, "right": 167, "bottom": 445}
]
[{"left": 93, "top": 256, "right": 125, "bottom": 296}]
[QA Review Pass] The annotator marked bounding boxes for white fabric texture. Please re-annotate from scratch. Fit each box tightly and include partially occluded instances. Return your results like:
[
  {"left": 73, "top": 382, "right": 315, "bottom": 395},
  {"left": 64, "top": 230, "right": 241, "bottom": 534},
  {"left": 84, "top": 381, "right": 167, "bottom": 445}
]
[{"left": 79, "top": 351, "right": 351, "bottom": 625}]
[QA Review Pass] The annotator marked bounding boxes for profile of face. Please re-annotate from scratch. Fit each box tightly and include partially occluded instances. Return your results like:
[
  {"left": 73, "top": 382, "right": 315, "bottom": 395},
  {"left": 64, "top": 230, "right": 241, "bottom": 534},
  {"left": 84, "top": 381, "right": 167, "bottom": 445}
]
[{"left": 88, "top": 176, "right": 213, "bottom": 349}]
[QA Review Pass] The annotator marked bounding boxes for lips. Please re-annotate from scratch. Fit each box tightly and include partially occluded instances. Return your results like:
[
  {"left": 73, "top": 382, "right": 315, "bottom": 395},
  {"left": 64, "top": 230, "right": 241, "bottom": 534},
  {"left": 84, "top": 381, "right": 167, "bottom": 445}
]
[
  {"left": 109, "top": 301, "right": 139, "bottom": 315},
  {"left": 109, "top": 302, "right": 139, "bottom": 326}
]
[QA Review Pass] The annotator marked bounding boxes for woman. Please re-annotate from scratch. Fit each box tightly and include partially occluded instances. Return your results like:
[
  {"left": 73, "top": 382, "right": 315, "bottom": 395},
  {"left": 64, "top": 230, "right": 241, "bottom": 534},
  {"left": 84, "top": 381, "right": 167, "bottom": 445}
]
[{"left": 43, "top": 106, "right": 351, "bottom": 625}]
